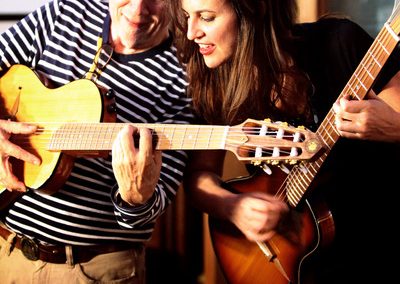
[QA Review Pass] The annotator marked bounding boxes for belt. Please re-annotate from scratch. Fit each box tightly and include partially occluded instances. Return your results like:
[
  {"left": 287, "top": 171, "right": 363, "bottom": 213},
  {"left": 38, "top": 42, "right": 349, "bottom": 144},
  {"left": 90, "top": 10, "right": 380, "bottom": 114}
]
[{"left": 0, "top": 225, "right": 143, "bottom": 264}]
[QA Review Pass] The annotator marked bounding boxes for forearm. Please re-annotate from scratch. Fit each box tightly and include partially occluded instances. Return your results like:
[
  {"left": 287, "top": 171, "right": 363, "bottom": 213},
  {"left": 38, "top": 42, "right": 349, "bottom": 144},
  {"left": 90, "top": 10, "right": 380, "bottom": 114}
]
[
  {"left": 377, "top": 71, "right": 400, "bottom": 142},
  {"left": 184, "top": 170, "right": 236, "bottom": 220},
  {"left": 183, "top": 150, "right": 234, "bottom": 219}
]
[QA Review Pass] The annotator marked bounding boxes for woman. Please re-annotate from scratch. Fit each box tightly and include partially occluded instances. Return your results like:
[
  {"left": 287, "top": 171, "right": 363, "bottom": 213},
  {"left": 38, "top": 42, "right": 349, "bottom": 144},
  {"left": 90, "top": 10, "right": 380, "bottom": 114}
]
[{"left": 170, "top": 0, "right": 400, "bottom": 283}]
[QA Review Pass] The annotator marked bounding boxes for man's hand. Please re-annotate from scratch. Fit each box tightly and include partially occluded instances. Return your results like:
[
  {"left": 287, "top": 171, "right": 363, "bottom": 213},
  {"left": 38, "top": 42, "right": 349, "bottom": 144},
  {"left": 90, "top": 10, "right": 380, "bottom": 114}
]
[
  {"left": 0, "top": 119, "right": 41, "bottom": 191},
  {"left": 333, "top": 92, "right": 400, "bottom": 142},
  {"left": 112, "top": 125, "right": 162, "bottom": 205}
]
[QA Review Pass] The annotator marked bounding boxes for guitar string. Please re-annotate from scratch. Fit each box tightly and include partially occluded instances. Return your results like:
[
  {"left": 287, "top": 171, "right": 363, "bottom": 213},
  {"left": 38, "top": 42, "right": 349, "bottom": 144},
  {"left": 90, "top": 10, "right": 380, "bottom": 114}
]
[
  {"left": 15, "top": 126, "right": 310, "bottom": 137},
  {"left": 11, "top": 129, "right": 302, "bottom": 159}
]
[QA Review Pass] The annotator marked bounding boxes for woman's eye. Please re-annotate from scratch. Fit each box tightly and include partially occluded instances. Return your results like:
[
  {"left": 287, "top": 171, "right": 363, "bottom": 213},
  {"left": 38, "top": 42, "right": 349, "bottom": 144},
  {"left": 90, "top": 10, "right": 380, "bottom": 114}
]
[{"left": 201, "top": 15, "right": 215, "bottom": 22}]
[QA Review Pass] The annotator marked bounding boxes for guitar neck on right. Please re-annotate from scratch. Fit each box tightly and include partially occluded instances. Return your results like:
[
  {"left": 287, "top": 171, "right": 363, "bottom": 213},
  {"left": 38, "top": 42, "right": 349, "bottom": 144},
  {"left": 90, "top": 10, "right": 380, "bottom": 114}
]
[{"left": 286, "top": 3, "right": 400, "bottom": 208}]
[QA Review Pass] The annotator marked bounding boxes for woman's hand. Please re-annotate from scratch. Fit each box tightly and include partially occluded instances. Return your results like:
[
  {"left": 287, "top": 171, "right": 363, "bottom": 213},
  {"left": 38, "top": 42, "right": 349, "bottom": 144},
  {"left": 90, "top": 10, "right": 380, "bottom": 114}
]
[{"left": 227, "top": 191, "right": 289, "bottom": 242}]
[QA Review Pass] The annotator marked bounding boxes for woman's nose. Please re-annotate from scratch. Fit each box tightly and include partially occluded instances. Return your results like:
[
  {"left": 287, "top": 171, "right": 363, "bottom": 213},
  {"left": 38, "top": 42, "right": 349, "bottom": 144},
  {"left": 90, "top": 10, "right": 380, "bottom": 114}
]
[{"left": 187, "top": 19, "right": 203, "bottom": 40}]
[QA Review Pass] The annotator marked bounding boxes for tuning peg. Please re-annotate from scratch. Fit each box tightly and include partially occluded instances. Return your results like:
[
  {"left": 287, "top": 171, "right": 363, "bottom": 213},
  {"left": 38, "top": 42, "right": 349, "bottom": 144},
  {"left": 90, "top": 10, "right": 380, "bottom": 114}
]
[
  {"left": 261, "top": 164, "right": 272, "bottom": 175},
  {"left": 278, "top": 164, "right": 290, "bottom": 174},
  {"left": 299, "top": 164, "right": 308, "bottom": 174},
  {"left": 290, "top": 132, "right": 301, "bottom": 157},
  {"left": 273, "top": 127, "right": 285, "bottom": 157}
]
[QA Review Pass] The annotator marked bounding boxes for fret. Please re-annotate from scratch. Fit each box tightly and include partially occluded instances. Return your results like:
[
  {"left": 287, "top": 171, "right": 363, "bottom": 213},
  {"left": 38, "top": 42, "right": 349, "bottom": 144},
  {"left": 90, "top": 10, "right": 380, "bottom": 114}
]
[
  {"left": 286, "top": 149, "right": 327, "bottom": 206},
  {"left": 376, "top": 37, "right": 390, "bottom": 55},
  {"left": 108, "top": 125, "right": 119, "bottom": 149},
  {"left": 347, "top": 83, "right": 364, "bottom": 99},
  {"left": 197, "top": 127, "right": 209, "bottom": 149},
  {"left": 158, "top": 125, "right": 172, "bottom": 149},
  {"left": 359, "top": 62, "right": 374, "bottom": 80},
  {"left": 369, "top": 50, "right": 383, "bottom": 68},
  {"left": 297, "top": 170, "right": 310, "bottom": 190},
  {"left": 180, "top": 126, "right": 187, "bottom": 149},
  {"left": 180, "top": 127, "right": 197, "bottom": 149},
  {"left": 206, "top": 127, "right": 213, "bottom": 149},
  {"left": 82, "top": 124, "right": 90, "bottom": 149},
  {"left": 317, "top": 121, "right": 337, "bottom": 147},
  {"left": 289, "top": 174, "right": 302, "bottom": 197},
  {"left": 170, "top": 126, "right": 185, "bottom": 149},
  {"left": 193, "top": 127, "right": 200, "bottom": 149},
  {"left": 385, "top": 22, "right": 400, "bottom": 40},
  {"left": 287, "top": 187, "right": 299, "bottom": 205},
  {"left": 168, "top": 125, "right": 176, "bottom": 148},
  {"left": 93, "top": 124, "right": 100, "bottom": 150}
]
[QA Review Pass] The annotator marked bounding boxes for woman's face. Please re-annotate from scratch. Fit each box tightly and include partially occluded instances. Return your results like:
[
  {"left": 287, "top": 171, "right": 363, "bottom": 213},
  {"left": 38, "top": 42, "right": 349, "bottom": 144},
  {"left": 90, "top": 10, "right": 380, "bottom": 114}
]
[{"left": 181, "top": 0, "right": 238, "bottom": 68}]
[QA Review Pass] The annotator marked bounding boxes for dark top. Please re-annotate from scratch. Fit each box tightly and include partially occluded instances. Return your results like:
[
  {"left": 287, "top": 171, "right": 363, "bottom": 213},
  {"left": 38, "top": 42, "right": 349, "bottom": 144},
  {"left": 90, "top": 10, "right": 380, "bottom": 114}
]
[{"left": 291, "top": 18, "right": 400, "bottom": 283}]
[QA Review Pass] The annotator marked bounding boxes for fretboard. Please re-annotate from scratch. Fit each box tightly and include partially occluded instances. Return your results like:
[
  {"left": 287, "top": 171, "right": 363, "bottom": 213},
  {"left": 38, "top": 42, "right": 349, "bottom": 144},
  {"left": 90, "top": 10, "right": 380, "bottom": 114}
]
[{"left": 43, "top": 123, "right": 230, "bottom": 151}]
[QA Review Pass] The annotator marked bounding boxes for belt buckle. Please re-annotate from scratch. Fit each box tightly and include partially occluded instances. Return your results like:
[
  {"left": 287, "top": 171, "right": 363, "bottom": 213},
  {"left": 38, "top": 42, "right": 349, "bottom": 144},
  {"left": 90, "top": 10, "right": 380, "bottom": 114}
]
[{"left": 20, "top": 237, "right": 39, "bottom": 261}]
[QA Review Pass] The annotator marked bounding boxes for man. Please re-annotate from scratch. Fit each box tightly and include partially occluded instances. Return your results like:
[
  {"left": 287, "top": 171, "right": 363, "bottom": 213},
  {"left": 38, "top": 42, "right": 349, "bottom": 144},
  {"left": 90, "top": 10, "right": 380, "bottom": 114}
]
[{"left": 0, "top": 0, "right": 194, "bottom": 283}]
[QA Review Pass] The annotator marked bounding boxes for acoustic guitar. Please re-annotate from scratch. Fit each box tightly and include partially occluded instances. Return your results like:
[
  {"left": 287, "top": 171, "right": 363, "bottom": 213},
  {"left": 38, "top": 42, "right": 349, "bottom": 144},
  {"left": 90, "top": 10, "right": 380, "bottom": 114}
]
[
  {"left": 0, "top": 64, "right": 322, "bottom": 210},
  {"left": 208, "top": 1, "right": 400, "bottom": 283}
]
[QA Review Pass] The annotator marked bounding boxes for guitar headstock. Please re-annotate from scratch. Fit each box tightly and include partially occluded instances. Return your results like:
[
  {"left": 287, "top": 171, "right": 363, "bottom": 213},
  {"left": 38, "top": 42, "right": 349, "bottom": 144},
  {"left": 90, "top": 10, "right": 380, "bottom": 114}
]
[
  {"left": 389, "top": 0, "right": 400, "bottom": 33},
  {"left": 225, "top": 118, "right": 324, "bottom": 166}
]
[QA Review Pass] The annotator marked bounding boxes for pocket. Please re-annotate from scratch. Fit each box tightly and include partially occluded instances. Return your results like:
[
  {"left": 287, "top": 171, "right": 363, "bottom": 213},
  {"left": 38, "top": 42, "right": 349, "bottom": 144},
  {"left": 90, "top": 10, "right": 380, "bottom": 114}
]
[
  {"left": 75, "top": 249, "right": 145, "bottom": 284},
  {"left": 0, "top": 236, "right": 9, "bottom": 258}
]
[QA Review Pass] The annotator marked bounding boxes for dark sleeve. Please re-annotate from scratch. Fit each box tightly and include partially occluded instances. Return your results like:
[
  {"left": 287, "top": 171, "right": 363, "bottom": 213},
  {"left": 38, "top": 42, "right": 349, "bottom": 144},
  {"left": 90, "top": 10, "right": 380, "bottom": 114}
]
[
  {"left": 321, "top": 17, "right": 400, "bottom": 93},
  {"left": 327, "top": 17, "right": 400, "bottom": 93},
  {"left": 297, "top": 18, "right": 400, "bottom": 119},
  {"left": 374, "top": 41, "right": 400, "bottom": 92}
]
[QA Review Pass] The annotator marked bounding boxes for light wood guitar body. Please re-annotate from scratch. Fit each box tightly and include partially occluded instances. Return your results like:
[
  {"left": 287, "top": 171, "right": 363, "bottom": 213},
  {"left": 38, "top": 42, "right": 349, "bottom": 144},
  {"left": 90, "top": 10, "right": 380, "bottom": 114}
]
[{"left": 0, "top": 64, "right": 116, "bottom": 208}]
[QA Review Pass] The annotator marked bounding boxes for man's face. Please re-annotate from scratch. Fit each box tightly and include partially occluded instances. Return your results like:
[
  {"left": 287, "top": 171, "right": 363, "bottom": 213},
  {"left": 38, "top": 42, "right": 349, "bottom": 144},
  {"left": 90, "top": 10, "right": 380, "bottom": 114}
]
[{"left": 109, "top": 0, "right": 169, "bottom": 53}]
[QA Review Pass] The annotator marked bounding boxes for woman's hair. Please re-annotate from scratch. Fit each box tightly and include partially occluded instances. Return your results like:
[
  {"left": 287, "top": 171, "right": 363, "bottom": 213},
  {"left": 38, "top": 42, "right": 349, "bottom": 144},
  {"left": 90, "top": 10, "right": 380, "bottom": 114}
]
[{"left": 170, "top": 0, "right": 313, "bottom": 125}]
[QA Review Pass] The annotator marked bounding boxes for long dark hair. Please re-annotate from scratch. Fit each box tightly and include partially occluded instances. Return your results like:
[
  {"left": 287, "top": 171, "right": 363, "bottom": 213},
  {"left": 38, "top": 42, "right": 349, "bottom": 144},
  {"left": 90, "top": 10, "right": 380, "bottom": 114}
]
[{"left": 170, "top": 0, "right": 312, "bottom": 125}]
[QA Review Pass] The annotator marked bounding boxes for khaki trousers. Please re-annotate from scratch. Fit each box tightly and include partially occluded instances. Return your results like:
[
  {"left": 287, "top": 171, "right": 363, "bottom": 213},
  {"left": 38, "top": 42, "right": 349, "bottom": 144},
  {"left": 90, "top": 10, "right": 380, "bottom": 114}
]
[{"left": 0, "top": 234, "right": 146, "bottom": 284}]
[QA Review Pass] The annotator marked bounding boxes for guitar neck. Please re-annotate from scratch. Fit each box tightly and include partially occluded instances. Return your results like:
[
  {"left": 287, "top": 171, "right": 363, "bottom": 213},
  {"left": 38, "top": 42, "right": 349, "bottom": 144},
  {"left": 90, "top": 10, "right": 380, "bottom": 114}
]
[
  {"left": 10, "top": 118, "right": 322, "bottom": 164},
  {"left": 37, "top": 122, "right": 230, "bottom": 151},
  {"left": 286, "top": 20, "right": 400, "bottom": 207}
]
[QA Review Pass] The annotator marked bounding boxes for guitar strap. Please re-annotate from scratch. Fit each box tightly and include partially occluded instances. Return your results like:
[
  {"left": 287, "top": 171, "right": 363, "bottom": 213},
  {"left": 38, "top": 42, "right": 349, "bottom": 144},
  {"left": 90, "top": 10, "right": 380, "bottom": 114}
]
[
  {"left": 85, "top": 36, "right": 104, "bottom": 81},
  {"left": 85, "top": 13, "right": 111, "bottom": 81}
]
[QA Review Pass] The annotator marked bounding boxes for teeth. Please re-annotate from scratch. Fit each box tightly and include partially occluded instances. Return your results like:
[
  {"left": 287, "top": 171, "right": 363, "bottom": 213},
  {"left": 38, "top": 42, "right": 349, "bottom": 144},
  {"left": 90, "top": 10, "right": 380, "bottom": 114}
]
[{"left": 199, "top": 44, "right": 211, "bottom": 48}]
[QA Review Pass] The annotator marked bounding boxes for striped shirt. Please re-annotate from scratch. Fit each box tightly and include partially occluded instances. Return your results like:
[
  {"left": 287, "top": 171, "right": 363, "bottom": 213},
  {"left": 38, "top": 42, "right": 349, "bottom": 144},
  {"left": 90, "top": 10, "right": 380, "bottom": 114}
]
[{"left": 0, "top": 0, "right": 194, "bottom": 245}]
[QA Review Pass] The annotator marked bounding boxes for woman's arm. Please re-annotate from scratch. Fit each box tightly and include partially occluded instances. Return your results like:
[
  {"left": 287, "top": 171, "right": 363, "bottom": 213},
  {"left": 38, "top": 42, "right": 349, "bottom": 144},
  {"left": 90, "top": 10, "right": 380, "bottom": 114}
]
[{"left": 184, "top": 150, "right": 289, "bottom": 241}]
